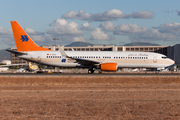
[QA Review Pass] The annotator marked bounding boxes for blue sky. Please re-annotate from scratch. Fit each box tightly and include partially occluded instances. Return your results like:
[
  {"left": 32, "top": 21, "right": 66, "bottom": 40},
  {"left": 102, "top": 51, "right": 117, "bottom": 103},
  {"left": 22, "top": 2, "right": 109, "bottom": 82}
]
[{"left": 0, "top": 0, "right": 180, "bottom": 49}]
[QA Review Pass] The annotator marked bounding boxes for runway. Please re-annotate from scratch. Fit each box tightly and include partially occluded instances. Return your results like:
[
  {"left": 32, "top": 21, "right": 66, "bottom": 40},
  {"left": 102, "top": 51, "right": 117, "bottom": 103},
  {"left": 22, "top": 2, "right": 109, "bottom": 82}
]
[{"left": 0, "top": 72, "right": 179, "bottom": 77}]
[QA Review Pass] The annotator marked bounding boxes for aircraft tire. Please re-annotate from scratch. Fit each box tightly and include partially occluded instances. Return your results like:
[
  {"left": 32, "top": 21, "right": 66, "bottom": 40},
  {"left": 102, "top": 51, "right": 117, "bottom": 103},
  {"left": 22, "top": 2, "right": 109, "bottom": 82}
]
[{"left": 88, "top": 69, "right": 94, "bottom": 74}]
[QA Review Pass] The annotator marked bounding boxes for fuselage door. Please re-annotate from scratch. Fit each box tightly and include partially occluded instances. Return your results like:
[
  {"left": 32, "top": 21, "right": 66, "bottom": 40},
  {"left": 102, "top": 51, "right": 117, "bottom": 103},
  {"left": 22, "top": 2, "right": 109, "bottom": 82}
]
[
  {"left": 37, "top": 53, "right": 41, "bottom": 62},
  {"left": 153, "top": 56, "right": 157, "bottom": 63}
]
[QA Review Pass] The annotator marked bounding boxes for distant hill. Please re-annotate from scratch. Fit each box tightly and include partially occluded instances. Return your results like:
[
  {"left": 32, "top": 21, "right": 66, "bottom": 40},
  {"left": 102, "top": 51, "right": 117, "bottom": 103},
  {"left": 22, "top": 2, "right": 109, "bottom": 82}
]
[
  {"left": 65, "top": 42, "right": 160, "bottom": 47},
  {"left": 124, "top": 42, "right": 160, "bottom": 46},
  {"left": 0, "top": 49, "right": 11, "bottom": 61},
  {"left": 65, "top": 42, "right": 94, "bottom": 47}
]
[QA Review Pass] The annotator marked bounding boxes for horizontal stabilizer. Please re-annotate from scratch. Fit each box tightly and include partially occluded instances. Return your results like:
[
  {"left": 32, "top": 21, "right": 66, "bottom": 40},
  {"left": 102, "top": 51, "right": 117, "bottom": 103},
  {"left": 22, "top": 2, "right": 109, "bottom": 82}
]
[{"left": 6, "top": 49, "right": 27, "bottom": 55}]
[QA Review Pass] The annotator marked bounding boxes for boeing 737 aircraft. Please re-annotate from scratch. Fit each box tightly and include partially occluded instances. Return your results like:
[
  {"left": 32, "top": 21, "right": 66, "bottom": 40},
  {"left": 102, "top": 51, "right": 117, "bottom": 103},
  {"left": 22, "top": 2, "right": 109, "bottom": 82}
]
[{"left": 7, "top": 21, "right": 175, "bottom": 73}]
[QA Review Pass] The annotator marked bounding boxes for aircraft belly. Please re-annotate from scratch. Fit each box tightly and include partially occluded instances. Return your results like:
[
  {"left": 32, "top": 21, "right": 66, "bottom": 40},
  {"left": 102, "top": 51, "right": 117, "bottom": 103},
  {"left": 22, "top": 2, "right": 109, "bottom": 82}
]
[
  {"left": 41, "top": 63, "right": 78, "bottom": 67},
  {"left": 39, "top": 58, "right": 78, "bottom": 67}
]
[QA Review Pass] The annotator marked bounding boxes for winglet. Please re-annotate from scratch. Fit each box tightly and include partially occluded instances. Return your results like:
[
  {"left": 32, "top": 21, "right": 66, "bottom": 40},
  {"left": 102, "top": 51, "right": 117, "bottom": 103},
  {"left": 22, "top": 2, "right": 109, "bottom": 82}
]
[
  {"left": 10, "top": 21, "right": 51, "bottom": 52},
  {"left": 58, "top": 45, "right": 68, "bottom": 58},
  {"left": 71, "top": 48, "right": 74, "bottom": 51}
]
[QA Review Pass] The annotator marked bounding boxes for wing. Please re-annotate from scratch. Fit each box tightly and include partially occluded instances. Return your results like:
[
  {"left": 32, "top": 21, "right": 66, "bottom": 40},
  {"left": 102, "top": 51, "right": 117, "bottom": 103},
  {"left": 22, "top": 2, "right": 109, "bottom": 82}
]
[
  {"left": 69, "top": 57, "right": 100, "bottom": 66},
  {"left": 58, "top": 45, "right": 100, "bottom": 66}
]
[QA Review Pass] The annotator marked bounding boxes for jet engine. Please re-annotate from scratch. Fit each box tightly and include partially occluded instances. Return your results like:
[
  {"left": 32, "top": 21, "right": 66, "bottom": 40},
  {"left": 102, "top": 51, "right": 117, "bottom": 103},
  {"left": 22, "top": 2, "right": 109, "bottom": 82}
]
[{"left": 100, "top": 63, "right": 118, "bottom": 71}]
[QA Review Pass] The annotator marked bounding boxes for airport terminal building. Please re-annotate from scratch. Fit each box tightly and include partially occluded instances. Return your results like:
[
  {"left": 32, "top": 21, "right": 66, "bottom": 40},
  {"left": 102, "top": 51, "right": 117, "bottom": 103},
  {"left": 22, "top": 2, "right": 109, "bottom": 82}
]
[{"left": 10, "top": 44, "right": 180, "bottom": 66}]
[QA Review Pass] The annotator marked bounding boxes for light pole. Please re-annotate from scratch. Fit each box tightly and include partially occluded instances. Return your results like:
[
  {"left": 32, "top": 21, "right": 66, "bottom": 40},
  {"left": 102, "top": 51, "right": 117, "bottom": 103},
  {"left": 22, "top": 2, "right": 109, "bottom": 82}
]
[{"left": 53, "top": 38, "right": 59, "bottom": 46}]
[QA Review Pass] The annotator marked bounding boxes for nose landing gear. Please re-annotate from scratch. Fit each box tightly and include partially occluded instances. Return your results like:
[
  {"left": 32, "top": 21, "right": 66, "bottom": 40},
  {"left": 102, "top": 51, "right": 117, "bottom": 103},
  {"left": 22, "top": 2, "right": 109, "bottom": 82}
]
[{"left": 88, "top": 68, "right": 95, "bottom": 74}]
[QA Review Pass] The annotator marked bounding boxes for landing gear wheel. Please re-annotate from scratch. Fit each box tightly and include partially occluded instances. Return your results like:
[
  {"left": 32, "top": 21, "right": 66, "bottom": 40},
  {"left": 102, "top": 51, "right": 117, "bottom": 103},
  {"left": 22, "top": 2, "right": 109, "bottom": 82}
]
[
  {"left": 88, "top": 69, "right": 94, "bottom": 74},
  {"left": 155, "top": 71, "right": 159, "bottom": 74}
]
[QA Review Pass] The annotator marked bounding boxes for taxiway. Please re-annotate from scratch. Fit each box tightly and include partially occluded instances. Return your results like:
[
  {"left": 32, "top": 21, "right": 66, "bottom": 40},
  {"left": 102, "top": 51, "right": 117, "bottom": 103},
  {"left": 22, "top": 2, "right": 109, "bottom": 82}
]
[{"left": 0, "top": 72, "right": 179, "bottom": 77}]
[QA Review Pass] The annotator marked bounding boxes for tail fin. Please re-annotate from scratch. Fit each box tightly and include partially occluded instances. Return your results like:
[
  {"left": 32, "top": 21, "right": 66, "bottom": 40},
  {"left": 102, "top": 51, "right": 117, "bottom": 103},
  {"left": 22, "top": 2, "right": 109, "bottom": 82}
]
[{"left": 11, "top": 21, "right": 51, "bottom": 52}]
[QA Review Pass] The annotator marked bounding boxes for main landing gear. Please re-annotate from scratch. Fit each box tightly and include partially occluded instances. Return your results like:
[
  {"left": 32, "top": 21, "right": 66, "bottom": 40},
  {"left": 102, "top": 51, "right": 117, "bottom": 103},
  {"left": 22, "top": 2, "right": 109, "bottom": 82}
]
[
  {"left": 153, "top": 68, "right": 159, "bottom": 74},
  {"left": 155, "top": 70, "right": 159, "bottom": 74},
  {"left": 88, "top": 68, "right": 94, "bottom": 74}
]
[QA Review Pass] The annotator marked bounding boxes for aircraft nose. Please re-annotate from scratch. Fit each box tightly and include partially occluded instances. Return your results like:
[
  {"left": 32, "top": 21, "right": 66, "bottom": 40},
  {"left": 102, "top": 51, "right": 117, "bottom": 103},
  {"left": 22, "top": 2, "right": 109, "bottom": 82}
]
[{"left": 169, "top": 59, "right": 175, "bottom": 65}]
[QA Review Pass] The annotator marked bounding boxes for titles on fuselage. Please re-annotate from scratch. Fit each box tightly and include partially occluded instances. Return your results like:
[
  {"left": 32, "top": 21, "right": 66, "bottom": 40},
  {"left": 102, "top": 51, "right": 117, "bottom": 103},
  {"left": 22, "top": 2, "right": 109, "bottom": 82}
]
[{"left": 128, "top": 53, "right": 148, "bottom": 57}]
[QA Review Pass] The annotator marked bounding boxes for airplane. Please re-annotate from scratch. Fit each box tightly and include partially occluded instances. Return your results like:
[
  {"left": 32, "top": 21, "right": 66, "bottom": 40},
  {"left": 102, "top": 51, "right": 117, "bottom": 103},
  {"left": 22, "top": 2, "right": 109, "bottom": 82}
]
[
  {"left": 0, "top": 60, "right": 26, "bottom": 72},
  {"left": 0, "top": 60, "right": 25, "bottom": 66},
  {"left": 0, "top": 67, "right": 9, "bottom": 72},
  {"left": 6, "top": 21, "right": 175, "bottom": 74},
  {"left": 28, "top": 62, "right": 39, "bottom": 71},
  {"left": 16, "top": 62, "right": 39, "bottom": 72}
]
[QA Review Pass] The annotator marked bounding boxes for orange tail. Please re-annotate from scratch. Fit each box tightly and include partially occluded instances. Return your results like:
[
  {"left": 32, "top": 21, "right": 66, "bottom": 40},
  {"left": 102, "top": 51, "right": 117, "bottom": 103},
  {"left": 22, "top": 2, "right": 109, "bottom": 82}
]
[{"left": 11, "top": 21, "right": 51, "bottom": 52}]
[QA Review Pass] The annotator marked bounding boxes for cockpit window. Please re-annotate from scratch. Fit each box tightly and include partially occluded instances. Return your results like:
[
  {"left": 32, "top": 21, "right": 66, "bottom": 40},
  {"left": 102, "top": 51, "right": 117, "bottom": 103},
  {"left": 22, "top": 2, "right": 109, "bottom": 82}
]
[{"left": 162, "top": 56, "right": 167, "bottom": 59}]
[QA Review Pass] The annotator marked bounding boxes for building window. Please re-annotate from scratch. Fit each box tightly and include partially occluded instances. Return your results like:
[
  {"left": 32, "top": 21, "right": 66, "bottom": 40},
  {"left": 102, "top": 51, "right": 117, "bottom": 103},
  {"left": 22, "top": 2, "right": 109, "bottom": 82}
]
[
  {"left": 149, "top": 48, "right": 153, "bottom": 50},
  {"left": 118, "top": 48, "right": 122, "bottom": 51},
  {"left": 135, "top": 48, "right": 139, "bottom": 51}
]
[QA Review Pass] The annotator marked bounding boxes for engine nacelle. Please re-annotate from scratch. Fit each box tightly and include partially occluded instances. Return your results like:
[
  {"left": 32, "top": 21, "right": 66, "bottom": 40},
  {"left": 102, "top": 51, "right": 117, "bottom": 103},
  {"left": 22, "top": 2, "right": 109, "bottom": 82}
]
[{"left": 100, "top": 63, "right": 118, "bottom": 71}]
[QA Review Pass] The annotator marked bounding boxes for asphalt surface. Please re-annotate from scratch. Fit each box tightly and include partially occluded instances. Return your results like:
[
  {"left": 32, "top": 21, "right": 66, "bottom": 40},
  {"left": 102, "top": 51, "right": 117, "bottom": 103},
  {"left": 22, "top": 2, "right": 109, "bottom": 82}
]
[{"left": 0, "top": 72, "right": 179, "bottom": 76}]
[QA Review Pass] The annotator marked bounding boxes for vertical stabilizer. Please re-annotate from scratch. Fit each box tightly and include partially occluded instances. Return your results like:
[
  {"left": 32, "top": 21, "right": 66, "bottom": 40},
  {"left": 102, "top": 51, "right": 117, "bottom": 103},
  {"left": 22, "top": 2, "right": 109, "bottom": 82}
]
[{"left": 11, "top": 21, "right": 51, "bottom": 52}]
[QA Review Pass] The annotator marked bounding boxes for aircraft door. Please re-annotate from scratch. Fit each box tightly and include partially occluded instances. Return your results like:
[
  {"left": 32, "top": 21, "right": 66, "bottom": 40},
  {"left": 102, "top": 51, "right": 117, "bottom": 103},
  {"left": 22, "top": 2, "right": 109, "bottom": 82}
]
[
  {"left": 29, "top": 54, "right": 33, "bottom": 60},
  {"left": 153, "top": 56, "right": 157, "bottom": 63},
  {"left": 37, "top": 53, "right": 41, "bottom": 62}
]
